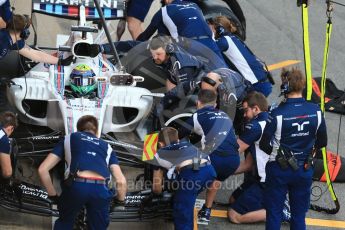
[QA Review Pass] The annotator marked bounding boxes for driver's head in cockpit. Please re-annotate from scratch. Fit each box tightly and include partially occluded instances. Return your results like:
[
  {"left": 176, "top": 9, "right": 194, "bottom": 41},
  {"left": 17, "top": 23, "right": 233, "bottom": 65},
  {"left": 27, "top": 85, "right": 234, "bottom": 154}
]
[{"left": 70, "top": 64, "right": 96, "bottom": 97}]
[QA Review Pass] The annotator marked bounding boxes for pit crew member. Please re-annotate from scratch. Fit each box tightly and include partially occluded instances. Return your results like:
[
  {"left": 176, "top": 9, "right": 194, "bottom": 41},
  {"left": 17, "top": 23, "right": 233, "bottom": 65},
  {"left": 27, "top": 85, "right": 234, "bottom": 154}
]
[
  {"left": 149, "top": 36, "right": 208, "bottom": 91},
  {"left": 137, "top": 0, "right": 225, "bottom": 63},
  {"left": 0, "top": 14, "right": 70, "bottom": 64},
  {"left": 0, "top": 111, "right": 17, "bottom": 179},
  {"left": 228, "top": 92, "right": 271, "bottom": 223},
  {"left": 208, "top": 16, "right": 273, "bottom": 97},
  {"left": 152, "top": 126, "right": 216, "bottom": 230},
  {"left": 259, "top": 68, "right": 328, "bottom": 230},
  {"left": 179, "top": 89, "right": 240, "bottom": 223},
  {"left": 38, "top": 115, "right": 127, "bottom": 230}
]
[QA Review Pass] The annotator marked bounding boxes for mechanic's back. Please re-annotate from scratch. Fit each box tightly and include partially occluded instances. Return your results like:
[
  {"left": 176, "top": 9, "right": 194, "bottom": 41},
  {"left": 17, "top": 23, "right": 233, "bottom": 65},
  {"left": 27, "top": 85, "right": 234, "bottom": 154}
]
[
  {"left": 62, "top": 131, "right": 114, "bottom": 178},
  {"left": 39, "top": 115, "right": 126, "bottom": 230}
]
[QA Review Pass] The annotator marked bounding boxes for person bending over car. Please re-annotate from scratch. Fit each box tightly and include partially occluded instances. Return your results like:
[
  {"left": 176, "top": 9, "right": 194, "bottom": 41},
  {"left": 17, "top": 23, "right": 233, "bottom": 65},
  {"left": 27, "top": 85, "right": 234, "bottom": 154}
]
[
  {"left": 179, "top": 89, "right": 240, "bottom": 223},
  {"left": 0, "top": 14, "right": 73, "bottom": 112},
  {"left": 0, "top": 111, "right": 17, "bottom": 180},
  {"left": 38, "top": 115, "right": 127, "bottom": 230},
  {"left": 149, "top": 36, "right": 208, "bottom": 91},
  {"left": 162, "top": 68, "right": 251, "bottom": 129},
  {"left": 208, "top": 16, "right": 273, "bottom": 97},
  {"left": 152, "top": 127, "right": 216, "bottom": 230},
  {"left": 137, "top": 0, "right": 225, "bottom": 63},
  {"left": 0, "top": 14, "right": 68, "bottom": 63}
]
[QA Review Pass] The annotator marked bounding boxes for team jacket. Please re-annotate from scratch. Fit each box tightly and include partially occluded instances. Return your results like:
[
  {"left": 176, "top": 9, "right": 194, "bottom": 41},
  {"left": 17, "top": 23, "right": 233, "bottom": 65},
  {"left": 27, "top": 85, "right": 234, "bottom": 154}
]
[
  {"left": 0, "top": 127, "right": 10, "bottom": 154},
  {"left": 0, "top": 29, "right": 25, "bottom": 59},
  {"left": 156, "top": 46, "right": 207, "bottom": 85},
  {"left": 162, "top": 68, "right": 250, "bottom": 118},
  {"left": 52, "top": 132, "right": 119, "bottom": 179},
  {"left": 154, "top": 140, "right": 207, "bottom": 169},
  {"left": 180, "top": 106, "right": 239, "bottom": 156},
  {"left": 259, "top": 98, "right": 328, "bottom": 162},
  {"left": 137, "top": 0, "right": 212, "bottom": 41},
  {"left": 239, "top": 112, "right": 269, "bottom": 182},
  {"left": 216, "top": 32, "right": 269, "bottom": 84}
]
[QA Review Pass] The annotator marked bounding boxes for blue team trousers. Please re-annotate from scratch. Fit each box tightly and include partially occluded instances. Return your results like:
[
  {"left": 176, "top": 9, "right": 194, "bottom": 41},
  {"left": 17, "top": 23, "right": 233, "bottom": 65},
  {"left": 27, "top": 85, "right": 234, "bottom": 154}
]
[
  {"left": 264, "top": 161, "right": 313, "bottom": 230},
  {"left": 173, "top": 164, "right": 216, "bottom": 230},
  {"left": 54, "top": 181, "right": 113, "bottom": 230}
]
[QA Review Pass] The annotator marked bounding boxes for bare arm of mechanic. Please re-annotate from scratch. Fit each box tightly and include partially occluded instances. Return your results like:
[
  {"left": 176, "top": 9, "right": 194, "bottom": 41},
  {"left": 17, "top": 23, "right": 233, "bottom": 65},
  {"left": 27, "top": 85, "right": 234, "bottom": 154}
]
[
  {"left": 136, "top": 10, "right": 162, "bottom": 41},
  {"left": 152, "top": 168, "right": 164, "bottom": 194},
  {"left": 234, "top": 153, "right": 254, "bottom": 174},
  {"left": 38, "top": 153, "right": 61, "bottom": 196},
  {"left": 0, "top": 152, "right": 12, "bottom": 178},
  {"left": 238, "top": 138, "right": 250, "bottom": 154},
  {"left": 19, "top": 45, "right": 58, "bottom": 64},
  {"left": 0, "top": 17, "right": 6, "bottom": 29},
  {"left": 166, "top": 79, "right": 176, "bottom": 91},
  {"left": 110, "top": 164, "right": 127, "bottom": 201}
]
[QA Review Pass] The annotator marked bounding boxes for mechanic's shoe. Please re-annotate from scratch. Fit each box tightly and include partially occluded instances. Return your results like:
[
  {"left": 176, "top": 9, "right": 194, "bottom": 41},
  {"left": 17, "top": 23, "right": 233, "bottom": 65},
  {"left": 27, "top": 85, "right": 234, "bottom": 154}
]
[
  {"left": 282, "top": 199, "right": 291, "bottom": 223},
  {"left": 198, "top": 204, "right": 211, "bottom": 222}
]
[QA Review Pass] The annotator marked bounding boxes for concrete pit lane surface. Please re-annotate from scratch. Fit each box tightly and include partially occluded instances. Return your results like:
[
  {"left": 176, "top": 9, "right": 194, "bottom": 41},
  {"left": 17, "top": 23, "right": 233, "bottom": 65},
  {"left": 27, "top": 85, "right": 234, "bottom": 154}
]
[{"left": 1, "top": 0, "right": 345, "bottom": 229}]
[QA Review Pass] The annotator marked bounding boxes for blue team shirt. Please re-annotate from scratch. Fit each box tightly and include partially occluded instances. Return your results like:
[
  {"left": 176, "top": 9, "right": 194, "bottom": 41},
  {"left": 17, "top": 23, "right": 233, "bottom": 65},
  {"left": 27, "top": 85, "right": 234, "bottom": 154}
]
[
  {"left": 156, "top": 46, "right": 206, "bottom": 85},
  {"left": 52, "top": 132, "right": 119, "bottom": 179},
  {"left": 0, "top": 29, "right": 25, "bottom": 59},
  {"left": 216, "top": 33, "right": 268, "bottom": 84},
  {"left": 239, "top": 112, "right": 269, "bottom": 182},
  {"left": 0, "top": 127, "right": 10, "bottom": 154},
  {"left": 260, "top": 98, "right": 327, "bottom": 162},
  {"left": 0, "top": 0, "right": 12, "bottom": 23},
  {"left": 181, "top": 106, "right": 239, "bottom": 156},
  {"left": 137, "top": 0, "right": 212, "bottom": 41},
  {"left": 155, "top": 140, "right": 207, "bottom": 169}
]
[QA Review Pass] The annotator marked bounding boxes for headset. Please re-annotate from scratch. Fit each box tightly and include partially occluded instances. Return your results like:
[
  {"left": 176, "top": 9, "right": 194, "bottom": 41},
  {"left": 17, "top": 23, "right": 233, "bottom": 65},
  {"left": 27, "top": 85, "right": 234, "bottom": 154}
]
[
  {"left": 165, "top": 43, "right": 175, "bottom": 54},
  {"left": 215, "top": 23, "right": 225, "bottom": 37},
  {"left": 19, "top": 14, "right": 31, "bottom": 40},
  {"left": 280, "top": 71, "right": 290, "bottom": 96},
  {"left": 149, "top": 36, "right": 175, "bottom": 54}
]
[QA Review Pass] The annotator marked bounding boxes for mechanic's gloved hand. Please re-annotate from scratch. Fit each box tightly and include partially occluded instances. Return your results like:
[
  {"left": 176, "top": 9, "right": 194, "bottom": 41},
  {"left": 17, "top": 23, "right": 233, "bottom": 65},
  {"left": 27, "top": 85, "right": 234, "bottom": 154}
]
[
  {"left": 218, "top": 84, "right": 236, "bottom": 104},
  {"left": 58, "top": 55, "right": 74, "bottom": 66},
  {"left": 48, "top": 195, "right": 60, "bottom": 204},
  {"left": 182, "top": 80, "right": 198, "bottom": 93}
]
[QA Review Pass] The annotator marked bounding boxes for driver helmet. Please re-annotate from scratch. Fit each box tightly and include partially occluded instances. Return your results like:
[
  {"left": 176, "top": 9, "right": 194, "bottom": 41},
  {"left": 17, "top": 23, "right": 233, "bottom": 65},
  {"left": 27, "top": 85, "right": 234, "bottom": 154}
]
[{"left": 70, "top": 64, "right": 96, "bottom": 96}]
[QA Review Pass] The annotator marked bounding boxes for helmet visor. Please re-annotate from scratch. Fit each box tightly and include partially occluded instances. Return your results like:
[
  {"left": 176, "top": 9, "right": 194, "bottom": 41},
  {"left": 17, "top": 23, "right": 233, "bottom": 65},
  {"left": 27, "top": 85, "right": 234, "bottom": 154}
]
[{"left": 72, "top": 76, "right": 95, "bottom": 87}]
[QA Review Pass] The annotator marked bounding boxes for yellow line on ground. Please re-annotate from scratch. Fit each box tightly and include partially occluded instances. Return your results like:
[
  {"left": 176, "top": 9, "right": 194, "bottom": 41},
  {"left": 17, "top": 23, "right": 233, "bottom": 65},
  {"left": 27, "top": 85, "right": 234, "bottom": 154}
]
[
  {"left": 211, "top": 209, "right": 228, "bottom": 218},
  {"left": 208, "top": 209, "right": 345, "bottom": 228},
  {"left": 305, "top": 218, "right": 345, "bottom": 229},
  {"left": 194, "top": 208, "right": 198, "bottom": 230},
  {"left": 267, "top": 60, "right": 301, "bottom": 71}
]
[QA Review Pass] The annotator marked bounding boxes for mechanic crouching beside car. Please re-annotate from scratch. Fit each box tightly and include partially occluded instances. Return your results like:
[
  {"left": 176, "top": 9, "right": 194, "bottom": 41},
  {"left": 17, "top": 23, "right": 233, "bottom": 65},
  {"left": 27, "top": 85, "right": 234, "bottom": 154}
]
[
  {"left": 0, "top": 111, "right": 18, "bottom": 181},
  {"left": 259, "top": 68, "right": 328, "bottom": 230},
  {"left": 152, "top": 127, "right": 216, "bottom": 230},
  {"left": 149, "top": 36, "right": 208, "bottom": 92},
  {"left": 38, "top": 115, "right": 127, "bottom": 230}
]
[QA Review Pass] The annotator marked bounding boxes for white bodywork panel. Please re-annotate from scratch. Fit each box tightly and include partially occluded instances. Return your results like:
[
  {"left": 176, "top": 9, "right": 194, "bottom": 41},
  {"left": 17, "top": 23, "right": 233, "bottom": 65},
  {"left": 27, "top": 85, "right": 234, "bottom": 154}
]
[{"left": 7, "top": 29, "right": 161, "bottom": 138}]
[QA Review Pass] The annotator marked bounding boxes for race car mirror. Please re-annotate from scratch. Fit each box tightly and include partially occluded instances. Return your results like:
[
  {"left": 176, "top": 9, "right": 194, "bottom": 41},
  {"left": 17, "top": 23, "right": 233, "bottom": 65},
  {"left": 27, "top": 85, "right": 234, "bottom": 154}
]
[
  {"left": 110, "top": 73, "right": 134, "bottom": 86},
  {"left": 73, "top": 42, "right": 100, "bottom": 58}
]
